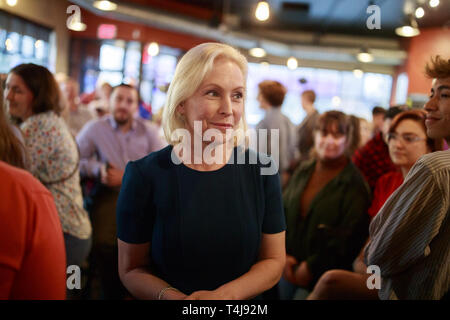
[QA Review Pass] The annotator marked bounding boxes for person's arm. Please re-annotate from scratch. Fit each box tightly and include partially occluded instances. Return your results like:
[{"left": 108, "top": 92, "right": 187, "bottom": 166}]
[
  {"left": 353, "top": 238, "right": 369, "bottom": 274},
  {"left": 185, "top": 231, "right": 286, "bottom": 300},
  {"left": 365, "top": 159, "right": 447, "bottom": 277},
  {"left": 76, "top": 122, "right": 104, "bottom": 178},
  {"left": 118, "top": 240, "right": 187, "bottom": 300},
  {"left": 116, "top": 160, "right": 184, "bottom": 299},
  {"left": 20, "top": 122, "right": 40, "bottom": 176}
]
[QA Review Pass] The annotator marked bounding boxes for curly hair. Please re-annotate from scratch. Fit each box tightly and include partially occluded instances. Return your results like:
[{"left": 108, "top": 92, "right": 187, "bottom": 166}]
[{"left": 425, "top": 55, "right": 450, "bottom": 79}]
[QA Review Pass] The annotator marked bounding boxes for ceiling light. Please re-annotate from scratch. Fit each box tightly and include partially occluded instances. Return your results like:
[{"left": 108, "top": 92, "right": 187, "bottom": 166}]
[
  {"left": 353, "top": 68, "right": 364, "bottom": 78},
  {"left": 332, "top": 96, "right": 341, "bottom": 107},
  {"left": 147, "top": 42, "right": 159, "bottom": 56},
  {"left": 68, "top": 21, "right": 87, "bottom": 32},
  {"left": 357, "top": 48, "right": 374, "bottom": 63},
  {"left": 287, "top": 57, "right": 298, "bottom": 70},
  {"left": 415, "top": 7, "right": 425, "bottom": 18},
  {"left": 255, "top": 1, "right": 270, "bottom": 21},
  {"left": 429, "top": 0, "right": 439, "bottom": 8},
  {"left": 249, "top": 47, "right": 266, "bottom": 58},
  {"left": 6, "top": 0, "right": 17, "bottom": 7},
  {"left": 34, "top": 40, "right": 42, "bottom": 49},
  {"left": 395, "top": 16, "right": 420, "bottom": 37},
  {"left": 260, "top": 61, "right": 270, "bottom": 67},
  {"left": 93, "top": 0, "right": 117, "bottom": 11}
]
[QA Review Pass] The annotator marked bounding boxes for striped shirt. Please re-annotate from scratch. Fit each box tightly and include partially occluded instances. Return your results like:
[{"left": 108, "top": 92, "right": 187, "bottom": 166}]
[{"left": 365, "top": 150, "right": 450, "bottom": 300}]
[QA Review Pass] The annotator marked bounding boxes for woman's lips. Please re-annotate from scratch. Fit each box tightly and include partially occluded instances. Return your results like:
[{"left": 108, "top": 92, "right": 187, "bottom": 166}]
[
  {"left": 210, "top": 122, "right": 233, "bottom": 128},
  {"left": 392, "top": 151, "right": 405, "bottom": 157}
]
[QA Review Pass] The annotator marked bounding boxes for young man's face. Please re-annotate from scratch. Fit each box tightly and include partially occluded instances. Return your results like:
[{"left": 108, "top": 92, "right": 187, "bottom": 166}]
[{"left": 424, "top": 77, "right": 450, "bottom": 143}]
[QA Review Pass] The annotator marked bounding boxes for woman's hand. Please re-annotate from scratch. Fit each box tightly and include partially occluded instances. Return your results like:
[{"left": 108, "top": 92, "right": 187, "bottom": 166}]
[
  {"left": 184, "top": 289, "right": 231, "bottom": 300},
  {"left": 283, "top": 254, "right": 299, "bottom": 284},
  {"left": 293, "top": 261, "right": 313, "bottom": 288}
]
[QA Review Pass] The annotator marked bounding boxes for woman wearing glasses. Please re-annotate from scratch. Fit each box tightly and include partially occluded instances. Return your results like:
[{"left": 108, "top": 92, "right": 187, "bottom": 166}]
[
  {"left": 368, "top": 109, "right": 443, "bottom": 219},
  {"left": 307, "top": 109, "right": 443, "bottom": 300}
]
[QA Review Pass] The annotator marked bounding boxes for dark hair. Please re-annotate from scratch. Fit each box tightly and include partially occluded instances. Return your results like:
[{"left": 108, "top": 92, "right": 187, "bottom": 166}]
[
  {"left": 372, "top": 106, "right": 386, "bottom": 116},
  {"left": 0, "top": 86, "right": 28, "bottom": 169},
  {"left": 384, "top": 106, "right": 406, "bottom": 120},
  {"left": 425, "top": 55, "right": 450, "bottom": 79},
  {"left": 389, "top": 109, "right": 443, "bottom": 152},
  {"left": 258, "top": 80, "right": 286, "bottom": 107},
  {"left": 301, "top": 90, "right": 316, "bottom": 103},
  {"left": 9, "top": 63, "right": 63, "bottom": 116},
  {"left": 347, "top": 115, "right": 361, "bottom": 155},
  {"left": 315, "top": 110, "right": 350, "bottom": 136},
  {"left": 111, "top": 83, "right": 140, "bottom": 102}
]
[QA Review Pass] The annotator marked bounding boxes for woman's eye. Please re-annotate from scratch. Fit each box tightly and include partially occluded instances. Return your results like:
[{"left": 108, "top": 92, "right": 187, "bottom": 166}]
[
  {"left": 233, "top": 92, "right": 243, "bottom": 99},
  {"left": 206, "top": 90, "right": 219, "bottom": 97}
]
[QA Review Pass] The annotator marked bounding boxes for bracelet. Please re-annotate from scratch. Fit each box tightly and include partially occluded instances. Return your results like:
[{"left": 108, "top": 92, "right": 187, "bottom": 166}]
[{"left": 157, "top": 286, "right": 179, "bottom": 300}]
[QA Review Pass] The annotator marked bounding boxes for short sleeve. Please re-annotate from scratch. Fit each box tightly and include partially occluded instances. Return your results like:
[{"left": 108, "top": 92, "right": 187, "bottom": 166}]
[
  {"left": 262, "top": 165, "right": 286, "bottom": 234},
  {"left": 116, "top": 161, "right": 154, "bottom": 243}
]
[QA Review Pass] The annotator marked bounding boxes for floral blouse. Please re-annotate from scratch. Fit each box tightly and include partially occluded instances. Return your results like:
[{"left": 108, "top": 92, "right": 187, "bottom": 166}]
[{"left": 20, "top": 111, "right": 91, "bottom": 239}]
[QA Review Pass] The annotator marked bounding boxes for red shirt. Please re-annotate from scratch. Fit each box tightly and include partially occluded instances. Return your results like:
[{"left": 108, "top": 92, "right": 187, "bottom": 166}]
[
  {"left": 0, "top": 161, "right": 66, "bottom": 299},
  {"left": 352, "top": 132, "right": 397, "bottom": 189},
  {"left": 368, "top": 171, "right": 404, "bottom": 218}
]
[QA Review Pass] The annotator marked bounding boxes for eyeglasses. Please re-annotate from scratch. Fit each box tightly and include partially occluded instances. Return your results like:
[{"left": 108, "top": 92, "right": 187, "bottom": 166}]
[{"left": 387, "top": 133, "right": 427, "bottom": 144}]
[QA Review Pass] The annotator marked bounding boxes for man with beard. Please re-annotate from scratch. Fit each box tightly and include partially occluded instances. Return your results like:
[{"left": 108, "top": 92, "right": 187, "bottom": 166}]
[{"left": 76, "top": 84, "right": 165, "bottom": 299}]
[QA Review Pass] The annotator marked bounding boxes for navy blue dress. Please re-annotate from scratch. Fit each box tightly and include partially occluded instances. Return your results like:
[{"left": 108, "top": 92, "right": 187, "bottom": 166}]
[{"left": 116, "top": 145, "right": 286, "bottom": 295}]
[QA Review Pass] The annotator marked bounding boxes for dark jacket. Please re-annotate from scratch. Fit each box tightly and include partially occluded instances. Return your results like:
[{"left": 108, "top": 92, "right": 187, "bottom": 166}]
[{"left": 283, "top": 158, "right": 371, "bottom": 289}]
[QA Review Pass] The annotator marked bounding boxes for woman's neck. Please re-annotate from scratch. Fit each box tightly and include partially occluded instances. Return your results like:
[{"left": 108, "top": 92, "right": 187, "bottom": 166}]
[
  {"left": 183, "top": 141, "right": 235, "bottom": 171},
  {"left": 316, "top": 154, "right": 348, "bottom": 171},
  {"left": 400, "top": 165, "right": 411, "bottom": 178}
]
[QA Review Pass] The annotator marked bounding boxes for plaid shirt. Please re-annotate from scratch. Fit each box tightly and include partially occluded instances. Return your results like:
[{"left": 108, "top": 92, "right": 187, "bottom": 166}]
[{"left": 352, "top": 132, "right": 397, "bottom": 190}]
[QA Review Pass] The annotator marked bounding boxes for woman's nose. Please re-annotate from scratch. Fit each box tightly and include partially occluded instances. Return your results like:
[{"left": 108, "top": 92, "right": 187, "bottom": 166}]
[{"left": 219, "top": 97, "right": 233, "bottom": 115}]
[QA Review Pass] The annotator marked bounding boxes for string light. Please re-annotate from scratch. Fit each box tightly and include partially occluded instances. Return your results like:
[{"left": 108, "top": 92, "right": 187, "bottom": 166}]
[
  {"left": 255, "top": 1, "right": 270, "bottom": 21},
  {"left": 93, "top": 1, "right": 118, "bottom": 11},
  {"left": 287, "top": 57, "right": 298, "bottom": 70},
  {"left": 147, "top": 42, "right": 159, "bottom": 56}
]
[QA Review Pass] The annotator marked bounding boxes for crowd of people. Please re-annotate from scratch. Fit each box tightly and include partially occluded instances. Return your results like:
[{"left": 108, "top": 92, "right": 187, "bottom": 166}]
[{"left": 0, "top": 42, "right": 448, "bottom": 300}]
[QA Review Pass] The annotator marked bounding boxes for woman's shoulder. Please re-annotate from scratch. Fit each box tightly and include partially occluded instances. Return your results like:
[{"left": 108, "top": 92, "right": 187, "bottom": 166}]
[
  {"left": 131, "top": 144, "right": 174, "bottom": 174},
  {"left": 378, "top": 171, "right": 403, "bottom": 184},
  {"left": 236, "top": 147, "right": 278, "bottom": 172},
  {"left": 346, "top": 161, "right": 371, "bottom": 190}
]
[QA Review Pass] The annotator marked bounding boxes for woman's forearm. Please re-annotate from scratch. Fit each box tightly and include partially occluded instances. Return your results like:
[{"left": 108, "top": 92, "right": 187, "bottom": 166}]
[
  {"left": 121, "top": 267, "right": 187, "bottom": 300},
  {"left": 216, "top": 257, "right": 285, "bottom": 300}
]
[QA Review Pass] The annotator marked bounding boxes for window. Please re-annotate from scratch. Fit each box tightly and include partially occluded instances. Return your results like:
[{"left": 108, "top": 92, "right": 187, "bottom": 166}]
[
  {"left": 140, "top": 44, "right": 180, "bottom": 113},
  {"left": 0, "top": 10, "right": 51, "bottom": 73},
  {"left": 246, "top": 63, "right": 393, "bottom": 126}
]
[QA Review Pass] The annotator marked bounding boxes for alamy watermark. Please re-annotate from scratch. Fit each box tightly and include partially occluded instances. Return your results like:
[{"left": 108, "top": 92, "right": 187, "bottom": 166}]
[
  {"left": 366, "top": 265, "right": 381, "bottom": 290},
  {"left": 366, "top": 5, "right": 381, "bottom": 30},
  {"left": 66, "top": 5, "right": 82, "bottom": 30},
  {"left": 67, "top": 265, "right": 81, "bottom": 290}
]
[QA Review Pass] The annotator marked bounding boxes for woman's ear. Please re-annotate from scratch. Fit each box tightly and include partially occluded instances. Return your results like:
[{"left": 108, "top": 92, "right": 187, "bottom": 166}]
[{"left": 176, "top": 102, "right": 185, "bottom": 115}]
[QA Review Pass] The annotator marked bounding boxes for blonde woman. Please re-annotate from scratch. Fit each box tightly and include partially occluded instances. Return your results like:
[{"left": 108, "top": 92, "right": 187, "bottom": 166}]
[{"left": 117, "top": 43, "right": 286, "bottom": 300}]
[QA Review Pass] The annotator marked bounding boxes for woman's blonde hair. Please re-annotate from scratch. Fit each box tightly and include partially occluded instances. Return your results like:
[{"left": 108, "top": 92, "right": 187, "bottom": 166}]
[{"left": 162, "top": 42, "right": 248, "bottom": 145}]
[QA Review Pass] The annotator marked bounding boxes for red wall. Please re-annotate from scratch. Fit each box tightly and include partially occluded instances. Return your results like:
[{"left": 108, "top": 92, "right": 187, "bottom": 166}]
[
  {"left": 405, "top": 27, "right": 450, "bottom": 95},
  {"left": 69, "top": 8, "right": 213, "bottom": 51}
]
